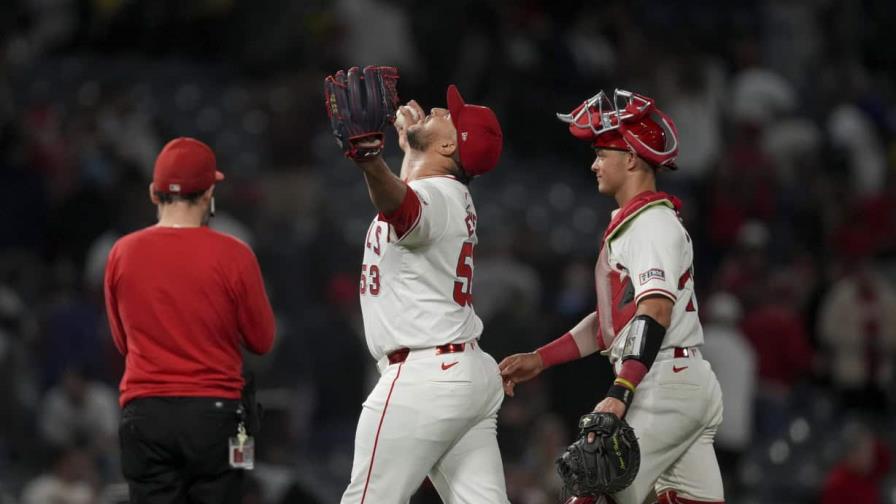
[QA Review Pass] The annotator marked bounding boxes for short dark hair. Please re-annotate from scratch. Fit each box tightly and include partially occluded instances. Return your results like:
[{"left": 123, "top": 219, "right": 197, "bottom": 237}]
[{"left": 155, "top": 190, "right": 206, "bottom": 205}]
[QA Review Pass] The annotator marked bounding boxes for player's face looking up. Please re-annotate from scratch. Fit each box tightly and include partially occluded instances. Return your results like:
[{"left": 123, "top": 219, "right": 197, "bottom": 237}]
[
  {"left": 591, "top": 148, "right": 633, "bottom": 195},
  {"left": 406, "top": 107, "right": 458, "bottom": 158}
]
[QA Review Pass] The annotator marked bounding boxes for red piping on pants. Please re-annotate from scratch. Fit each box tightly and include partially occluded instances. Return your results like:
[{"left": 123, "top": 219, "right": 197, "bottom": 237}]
[{"left": 360, "top": 362, "right": 404, "bottom": 503}]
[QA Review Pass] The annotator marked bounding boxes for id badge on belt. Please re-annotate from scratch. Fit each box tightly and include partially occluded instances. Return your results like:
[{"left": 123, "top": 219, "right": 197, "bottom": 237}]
[{"left": 229, "top": 421, "right": 255, "bottom": 469}]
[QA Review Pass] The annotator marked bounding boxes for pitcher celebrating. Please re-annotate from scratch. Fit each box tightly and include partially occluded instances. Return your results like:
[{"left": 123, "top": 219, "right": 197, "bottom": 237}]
[
  {"left": 325, "top": 67, "right": 510, "bottom": 503},
  {"left": 499, "top": 90, "right": 725, "bottom": 504}
]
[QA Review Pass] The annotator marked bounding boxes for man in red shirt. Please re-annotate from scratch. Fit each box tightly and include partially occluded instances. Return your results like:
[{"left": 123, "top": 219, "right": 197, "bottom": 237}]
[{"left": 104, "top": 137, "right": 275, "bottom": 504}]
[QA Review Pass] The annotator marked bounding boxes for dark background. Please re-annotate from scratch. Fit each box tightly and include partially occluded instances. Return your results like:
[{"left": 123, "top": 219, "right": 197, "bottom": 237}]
[{"left": 1, "top": 0, "right": 895, "bottom": 503}]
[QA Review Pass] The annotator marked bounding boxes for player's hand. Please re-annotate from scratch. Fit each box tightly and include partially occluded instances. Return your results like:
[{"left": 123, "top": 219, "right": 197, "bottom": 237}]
[
  {"left": 394, "top": 100, "right": 424, "bottom": 152},
  {"left": 498, "top": 352, "right": 544, "bottom": 397},
  {"left": 594, "top": 397, "right": 627, "bottom": 420},
  {"left": 585, "top": 397, "right": 628, "bottom": 443},
  {"left": 350, "top": 138, "right": 385, "bottom": 165}
]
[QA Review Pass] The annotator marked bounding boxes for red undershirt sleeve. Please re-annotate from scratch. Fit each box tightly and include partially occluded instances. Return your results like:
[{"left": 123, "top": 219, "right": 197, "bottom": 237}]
[
  {"left": 379, "top": 186, "right": 421, "bottom": 239},
  {"left": 536, "top": 333, "right": 581, "bottom": 369}
]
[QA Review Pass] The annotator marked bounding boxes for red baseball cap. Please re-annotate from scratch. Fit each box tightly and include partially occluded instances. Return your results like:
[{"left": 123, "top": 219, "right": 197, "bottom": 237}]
[
  {"left": 447, "top": 85, "right": 503, "bottom": 176},
  {"left": 152, "top": 137, "right": 224, "bottom": 194}
]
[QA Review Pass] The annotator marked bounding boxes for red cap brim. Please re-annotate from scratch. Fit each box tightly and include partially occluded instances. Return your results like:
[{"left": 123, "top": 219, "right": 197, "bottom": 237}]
[{"left": 447, "top": 84, "right": 464, "bottom": 129}]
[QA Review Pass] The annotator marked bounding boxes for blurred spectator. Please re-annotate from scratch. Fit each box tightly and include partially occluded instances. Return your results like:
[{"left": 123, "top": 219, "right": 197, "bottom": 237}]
[
  {"left": 700, "top": 292, "right": 756, "bottom": 485},
  {"left": 20, "top": 447, "right": 97, "bottom": 504},
  {"left": 39, "top": 366, "right": 118, "bottom": 458},
  {"left": 820, "top": 423, "right": 892, "bottom": 504},
  {"left": 729, "top": 65, "right": 796, "bottom": 127},
  {"left": 741, "top": 272, "right": 813, "bottom": 435},
  {"left": 335, "top": 0, "right": 419, "bottom": 76},
  {"left": 714, "top": 220, "right": 771, "bottom": 304},
  {"left": 761, "top": 116, "right": 822, "bottom": 188},
  {"left": 657, "top": 53, "right": 725, "bottom": 180},
  {"left": 39, "top": 261, "right": 108, "bottom": 389},
  {"left": 818, "top": 262, "right": 896, "bottom": 415},
  {"left": 827, "top": 104, "right": 887, "bottom": 197}
]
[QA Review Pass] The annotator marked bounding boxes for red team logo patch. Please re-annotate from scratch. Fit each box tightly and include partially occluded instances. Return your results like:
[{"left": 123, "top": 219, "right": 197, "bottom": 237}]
[{"left": 638, "top": 268, "right": 665, "bottom": 285}]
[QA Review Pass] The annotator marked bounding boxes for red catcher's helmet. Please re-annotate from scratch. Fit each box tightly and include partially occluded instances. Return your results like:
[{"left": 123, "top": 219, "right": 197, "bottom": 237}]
[{"left": 557, "top": 89, "right": 679, "bottom": 170}]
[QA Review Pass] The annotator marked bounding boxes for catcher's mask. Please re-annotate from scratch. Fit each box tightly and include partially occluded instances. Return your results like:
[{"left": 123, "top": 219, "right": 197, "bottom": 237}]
[{"left": 557, "top": 89, "right": 679, "bottom": 170}]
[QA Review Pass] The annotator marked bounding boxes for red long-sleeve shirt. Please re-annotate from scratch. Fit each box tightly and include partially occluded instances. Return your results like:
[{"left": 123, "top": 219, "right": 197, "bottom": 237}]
[{"left": 104, "top": 226, "right": 275, "bottom": 407}]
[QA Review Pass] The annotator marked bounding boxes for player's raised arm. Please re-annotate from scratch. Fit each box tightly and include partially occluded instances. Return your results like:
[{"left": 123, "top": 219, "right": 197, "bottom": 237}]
[{"left": 353, "top": 155, "right": 407, "bottom": 215}]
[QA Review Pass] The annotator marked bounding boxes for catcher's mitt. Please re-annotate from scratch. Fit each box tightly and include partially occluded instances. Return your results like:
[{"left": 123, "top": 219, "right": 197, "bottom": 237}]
[
  {"left": 324, "top": 65, "right": 400, "bottom": 160},
  {"left": 557, "top": 412, "right": 640, "bottom": 498}
]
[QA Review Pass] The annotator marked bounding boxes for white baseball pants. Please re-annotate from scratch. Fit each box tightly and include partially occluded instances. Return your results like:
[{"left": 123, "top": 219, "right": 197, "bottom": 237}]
[
  {"left": 612, "top": 348, "right": 725, "bottom": 504},
  {"left": 341, "top": 342, "right": 510, "bottom": 504}
]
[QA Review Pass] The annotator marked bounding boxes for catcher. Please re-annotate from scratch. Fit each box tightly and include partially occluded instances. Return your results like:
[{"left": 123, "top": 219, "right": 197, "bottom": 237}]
[
  {"left": 499, "top": 90, "right": 725, "bottom": 504},
  {"left": 325, "top": 67, "right": 509, "bottom": 503}
]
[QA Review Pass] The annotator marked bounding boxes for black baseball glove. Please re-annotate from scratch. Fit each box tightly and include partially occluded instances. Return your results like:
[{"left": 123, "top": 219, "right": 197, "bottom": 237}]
[
  {"left": 324, "top": 65, "right": 400, "bottom": 160},
  {"left": 557, "top": 412, "right": 640, "bottom": 498}
]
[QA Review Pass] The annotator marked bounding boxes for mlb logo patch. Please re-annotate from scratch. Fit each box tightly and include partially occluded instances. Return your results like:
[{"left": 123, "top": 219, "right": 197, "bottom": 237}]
[{"left": 639, "top": 268, "right": 665, "bottom": 285}]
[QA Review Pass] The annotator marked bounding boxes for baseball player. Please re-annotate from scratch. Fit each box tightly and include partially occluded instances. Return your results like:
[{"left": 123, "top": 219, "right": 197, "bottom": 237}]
[
  {"left": 499, "top": 90, "right": 725, "bottom": 504},
  {"left": 325, "top": 70, "right": 510, "bottom": 504}
]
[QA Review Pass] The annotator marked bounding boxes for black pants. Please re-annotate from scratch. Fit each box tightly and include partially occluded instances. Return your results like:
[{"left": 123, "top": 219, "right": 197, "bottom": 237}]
[{"left": 120, "top": 397, "right": 245, "bottom": 504}]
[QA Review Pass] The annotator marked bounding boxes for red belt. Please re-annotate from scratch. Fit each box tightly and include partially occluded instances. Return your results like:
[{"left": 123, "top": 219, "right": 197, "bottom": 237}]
[
  {"left": 673, "top": 347, "right": 696, "bottom": 358},
  {"left": 387, "top": 341, "right": 476, "bottom": 365}
]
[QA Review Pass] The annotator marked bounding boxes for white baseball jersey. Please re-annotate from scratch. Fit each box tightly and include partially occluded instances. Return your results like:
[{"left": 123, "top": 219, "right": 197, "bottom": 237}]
[
  {"left": 591, "top": 195, "right": 703, "bottom": 362},
  {"left": 359, "top": 176, "right": 483, "bottom": 361}
]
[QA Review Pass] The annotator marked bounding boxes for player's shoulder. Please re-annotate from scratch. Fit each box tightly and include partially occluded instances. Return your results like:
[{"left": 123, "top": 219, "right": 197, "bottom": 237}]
[
  {"left": 110, "top": 226, "right": 154, "bottom": 252},
  {"left": 114, "top": 226, "right": 254, "bottom": 257},
  {"left": 204, "top": 227, "right": 257, "bottom": 258},
  {"left": 408, "top": 175, "right": 468, "bottom": 203},
  {"left": 617, "top": 204, "right": 686, "bottom": 245},
  {"left": 409, "top": 175, "right": 466, "bottom": 193},
  {"left": 632, "top": 203, "right": 681, "bottom": 227}
]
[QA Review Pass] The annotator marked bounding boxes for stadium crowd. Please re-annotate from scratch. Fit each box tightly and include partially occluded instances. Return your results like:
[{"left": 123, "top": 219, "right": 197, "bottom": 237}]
[{"left": 1, "top": 0, "right": 895, "bottom": 503}]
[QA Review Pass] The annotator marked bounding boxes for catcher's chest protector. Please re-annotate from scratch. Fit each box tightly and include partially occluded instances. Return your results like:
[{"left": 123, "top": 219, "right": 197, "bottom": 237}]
[{"left": 594, "top": 192, "right": 679, "bottom": 350}]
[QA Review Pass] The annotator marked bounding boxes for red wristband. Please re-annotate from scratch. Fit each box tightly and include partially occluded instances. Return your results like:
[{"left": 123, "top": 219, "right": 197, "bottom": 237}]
[
  {"left": 536, "top": 332, "right": 581, "bottom": 369},
  {"left": 617, "top": 359, "right": 649, "bottom": 388}
]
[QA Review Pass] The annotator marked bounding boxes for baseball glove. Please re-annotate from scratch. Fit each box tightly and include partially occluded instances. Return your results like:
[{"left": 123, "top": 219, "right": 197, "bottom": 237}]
[
  {"left": 557, "top": 412, "right": 640, "bottom": 498},
  {"left": 324, "top": 65, "right": 400, "bottom": 160}
]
